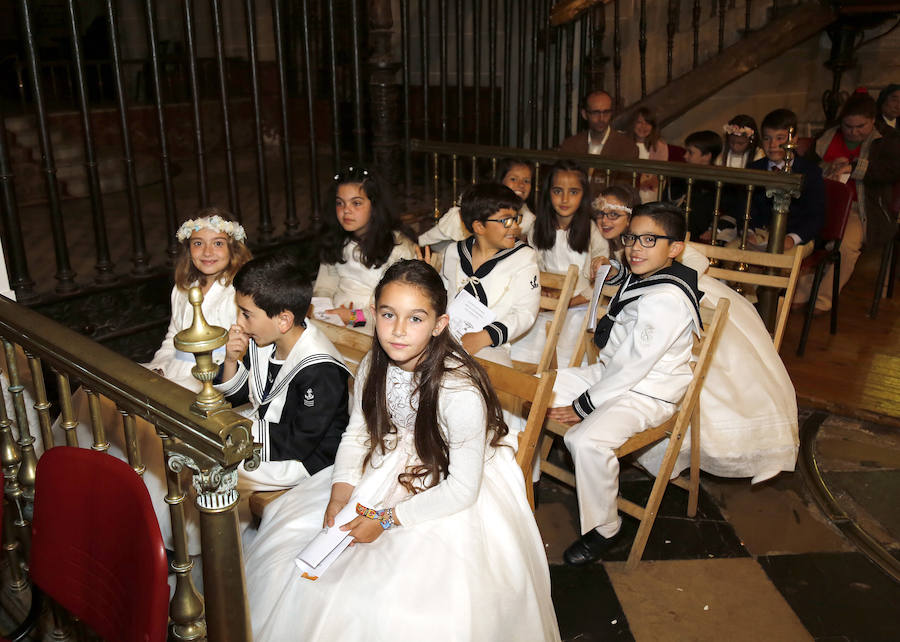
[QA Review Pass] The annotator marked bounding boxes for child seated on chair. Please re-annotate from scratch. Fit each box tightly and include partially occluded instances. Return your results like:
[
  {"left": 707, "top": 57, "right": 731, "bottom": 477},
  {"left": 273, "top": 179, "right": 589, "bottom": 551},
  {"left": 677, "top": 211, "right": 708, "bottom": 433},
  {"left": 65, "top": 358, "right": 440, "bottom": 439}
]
[
  {"left": 546, "top": 202, "right": 703, "bottom": 566},
  {"left": 440, "top": 182, "right": 541, "bottom": 366},
  {"left": 216, "top": 252, "right": 351, "bottom": 494}
]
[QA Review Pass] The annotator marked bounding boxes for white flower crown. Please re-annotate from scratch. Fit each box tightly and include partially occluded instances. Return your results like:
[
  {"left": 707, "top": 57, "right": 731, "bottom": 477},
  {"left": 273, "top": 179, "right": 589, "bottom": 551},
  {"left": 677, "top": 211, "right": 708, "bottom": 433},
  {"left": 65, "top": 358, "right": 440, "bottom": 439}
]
[
  {"left": 723, "top": 124, "right": 755, "bottom": 138},
  {"left": 176, "top": 215, "right": 247, "bottom": 243},
  {"left": 592, "top": 196, "right": 632, "bottom": 214}
]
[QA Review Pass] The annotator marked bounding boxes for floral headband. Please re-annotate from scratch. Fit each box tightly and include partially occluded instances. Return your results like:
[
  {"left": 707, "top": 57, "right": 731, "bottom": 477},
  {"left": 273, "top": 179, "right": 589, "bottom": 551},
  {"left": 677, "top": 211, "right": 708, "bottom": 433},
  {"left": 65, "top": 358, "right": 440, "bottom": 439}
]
[
  {"left": 176, "top": 215, "right": 247, "bottom": 243},
  {"left": 723, "top": 124, "right": 755, "bottom": 138},
  {"left": 592, "top": 196, "right": 632, "bottom": 214}
]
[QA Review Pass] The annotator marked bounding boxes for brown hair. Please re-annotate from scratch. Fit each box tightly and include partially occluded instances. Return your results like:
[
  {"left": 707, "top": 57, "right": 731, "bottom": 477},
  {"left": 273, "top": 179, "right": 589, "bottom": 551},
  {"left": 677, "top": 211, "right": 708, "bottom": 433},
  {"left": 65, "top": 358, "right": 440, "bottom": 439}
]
[
  {"left": 173, "top": 207, "right": 252, "bottom": 291},
  {"left": 362, "top": 260, "right": 508, "bottom": 494},
  {"left": 838, "top": 91, "right": 877, "bottom": 122},
  {"left": 630, "top": 107, "right": 661, "bottom": 150}
]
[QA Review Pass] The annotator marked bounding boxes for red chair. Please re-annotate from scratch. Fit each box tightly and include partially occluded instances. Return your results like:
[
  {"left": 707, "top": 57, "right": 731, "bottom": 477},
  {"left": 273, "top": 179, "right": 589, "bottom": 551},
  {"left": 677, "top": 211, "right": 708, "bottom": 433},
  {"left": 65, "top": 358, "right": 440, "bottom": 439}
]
[
  {"left": 869, "top": 179, "right": 900, "bottom": 318},
  {"left": 667, "top": 144, "right": 686, "bottom": 163},
  {"left": 797, "top": 179, "right": 854, "bottom": 356},
  {"left": 6, "top": 447, "right": 169, "bottom": 642}
]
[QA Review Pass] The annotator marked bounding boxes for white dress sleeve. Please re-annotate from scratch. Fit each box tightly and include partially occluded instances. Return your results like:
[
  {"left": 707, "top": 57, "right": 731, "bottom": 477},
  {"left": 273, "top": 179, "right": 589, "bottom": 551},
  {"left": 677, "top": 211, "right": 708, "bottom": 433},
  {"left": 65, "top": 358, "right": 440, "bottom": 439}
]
[
  {"left": 143, "top": 286, "right": 184, "bottom": 376},
  {"left": 418, "top": 207, "right": 468, "bottom": 245},
  {"left": 313, "top": 261, "right": 340, "bottom": 300},
  {"left": 392, "top": 382, "right": 488, "bottom": 527},
  {"left": 331, "top": 356, "right": 371, "bottom": 487}
]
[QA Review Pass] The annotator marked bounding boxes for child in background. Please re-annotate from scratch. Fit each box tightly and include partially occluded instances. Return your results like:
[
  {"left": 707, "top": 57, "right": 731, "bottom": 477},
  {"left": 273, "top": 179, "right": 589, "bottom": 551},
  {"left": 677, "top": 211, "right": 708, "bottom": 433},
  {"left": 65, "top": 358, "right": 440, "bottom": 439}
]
[
  {"left": 511, "top": 160, "right": 609, "bottom": 368},
  {"left": 243, "top": 260, "right": 561, "bottom": 641},
  {"left": 547, "top": 203, "right": 703, "bottom": 566},
  {"left": 217, "top": 253, "right": 350, "bottom": 498},
  {"left": 669, "top": 130, "right": 728, "bottom": 241},
  {"left": 592, "top": 184, "right": 640, "bottom": 265},
  {"left": 52, "top": 209, "right": 253, "bottom": 555},
  {"left": 628, "top": 108, "right": 670, "bottom": 203},
  {"left": 417, "top": 158, "right": 537, "bottom": 247},
  {"left": 716, "top": 114, "right": 764, "bottom": 168},
  {"left": 441, "top": 183, "right": 541, "bottom": 365},
  {"left": 748, "top": 109, "right": 824, "bottom": 253},
  {"left": 314, "top": 166, "right": 417, "bottom": 334}
]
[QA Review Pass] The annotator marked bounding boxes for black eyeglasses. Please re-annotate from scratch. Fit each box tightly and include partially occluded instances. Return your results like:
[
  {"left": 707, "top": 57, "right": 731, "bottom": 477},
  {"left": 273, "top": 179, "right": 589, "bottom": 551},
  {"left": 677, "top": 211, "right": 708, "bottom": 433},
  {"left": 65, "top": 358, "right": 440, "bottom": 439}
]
[
  {"left": 621, "top": 233, "right": 678, "bottom": 248},
  {"left": 595, "top": 210, "right": 626, "bottom": 221},
  {"left": 484, "top": 213, "right": 523, "bottom": 229}
]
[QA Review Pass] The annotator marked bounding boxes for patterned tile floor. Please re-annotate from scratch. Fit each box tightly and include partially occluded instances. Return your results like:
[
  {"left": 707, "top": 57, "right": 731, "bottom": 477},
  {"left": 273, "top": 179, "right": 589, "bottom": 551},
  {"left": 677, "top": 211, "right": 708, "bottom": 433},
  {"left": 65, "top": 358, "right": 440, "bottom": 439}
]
[{"left": 537, "top": 410, "right": 900, "bottom": 642}]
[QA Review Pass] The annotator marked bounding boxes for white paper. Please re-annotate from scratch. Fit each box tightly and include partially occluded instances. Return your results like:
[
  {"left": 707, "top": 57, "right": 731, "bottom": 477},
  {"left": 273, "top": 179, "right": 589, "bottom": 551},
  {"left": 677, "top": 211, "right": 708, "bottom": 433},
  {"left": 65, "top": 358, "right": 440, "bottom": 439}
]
[
  {"left": 293, "top": 500, "right": 358, "bottom": 581},
  {"left": 837, "top": 171, "right": 850, "bottom": 184},
  {"left": 311, "top": 296, "right": 346, "bottom": 327},
  {"left": 587, "top": 263, "right": 613, "bottom": 331},
  {"left": 447, "top": 290, "right": 496, "bottom": 340}
]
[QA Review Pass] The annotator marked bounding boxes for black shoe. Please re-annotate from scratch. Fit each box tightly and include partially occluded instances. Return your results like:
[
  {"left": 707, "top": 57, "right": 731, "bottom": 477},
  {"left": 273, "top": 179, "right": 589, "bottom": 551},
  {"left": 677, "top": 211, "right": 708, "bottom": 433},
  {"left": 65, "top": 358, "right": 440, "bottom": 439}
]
[{"left": 563, "top": 528, "right": 626, "bottom": 566}]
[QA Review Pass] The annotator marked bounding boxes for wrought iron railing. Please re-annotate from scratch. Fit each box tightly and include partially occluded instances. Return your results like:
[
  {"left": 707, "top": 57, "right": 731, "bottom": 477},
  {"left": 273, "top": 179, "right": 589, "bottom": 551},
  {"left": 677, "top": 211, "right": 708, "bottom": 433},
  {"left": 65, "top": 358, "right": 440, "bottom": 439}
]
[{"left": 0, "top": 291, "right": 257, "bottom": 641}]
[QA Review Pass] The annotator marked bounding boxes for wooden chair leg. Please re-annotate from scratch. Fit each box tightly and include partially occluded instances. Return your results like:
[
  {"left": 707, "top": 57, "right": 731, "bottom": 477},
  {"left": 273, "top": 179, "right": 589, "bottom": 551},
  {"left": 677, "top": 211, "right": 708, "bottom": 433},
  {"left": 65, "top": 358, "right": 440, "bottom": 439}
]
[
  {"left": 687, "top": 412, "right": 701, "bottom": 518},
  {"left": 830, "top": 255, "right": 840, "bottom": 335},
  {"left": 870, "top": 240, "right": 894, "bottom": 318}
]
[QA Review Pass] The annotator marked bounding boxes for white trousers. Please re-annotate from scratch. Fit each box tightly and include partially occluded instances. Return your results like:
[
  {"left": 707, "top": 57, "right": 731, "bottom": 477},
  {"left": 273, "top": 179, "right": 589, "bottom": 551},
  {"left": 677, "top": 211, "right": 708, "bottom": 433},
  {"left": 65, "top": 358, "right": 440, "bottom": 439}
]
[{"left": 553, "top": 366, "right": 675, "bottom": 537}]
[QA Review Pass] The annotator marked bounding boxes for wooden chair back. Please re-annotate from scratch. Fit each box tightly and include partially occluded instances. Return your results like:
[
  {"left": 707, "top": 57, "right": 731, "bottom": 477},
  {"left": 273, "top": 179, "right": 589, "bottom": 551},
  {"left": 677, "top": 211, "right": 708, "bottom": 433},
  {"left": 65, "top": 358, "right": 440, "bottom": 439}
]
[
  {"left": 512, "top": 265, "right": 579, "bottom": 375},
  {"left": 477, "top": 358, "right": 556, "bottom": 510},
  {"left": 540, "top": 298, "right": 730, "bottom": 570},
  {"left": 309, "top": 319, "right": 373, "bottom": 377},
  {"left": 566, "top": 283, "right": 619, "bottom": 368},
  {"left": 685, "top": 240, "right": 806, "bottom": 351}
]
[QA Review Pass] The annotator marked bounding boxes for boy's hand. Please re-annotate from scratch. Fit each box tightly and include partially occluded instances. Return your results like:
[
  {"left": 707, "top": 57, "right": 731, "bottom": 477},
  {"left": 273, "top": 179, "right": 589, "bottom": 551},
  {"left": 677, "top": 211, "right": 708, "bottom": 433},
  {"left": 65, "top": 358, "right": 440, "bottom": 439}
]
[
  {"left": 461, "top": 330, "right": 492, "bottom": 356},
  {"left": 547, "top": 405, "right": 581, "bottom": 426},
  {"left": 590, "top": 256, "right": 618, "bottom": 281},
  {"left": 225, "top": 325, "right": 249, "bottom": 363}
]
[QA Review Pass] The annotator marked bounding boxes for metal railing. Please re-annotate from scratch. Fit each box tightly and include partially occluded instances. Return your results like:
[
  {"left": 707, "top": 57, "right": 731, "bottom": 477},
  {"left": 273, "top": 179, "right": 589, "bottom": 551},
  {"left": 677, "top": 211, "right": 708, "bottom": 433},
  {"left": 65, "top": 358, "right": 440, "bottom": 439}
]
[
  {"left": 0, "top": 291, "right": 257, "bottom": 641},
  {"left": 409, "top": 138, "right": 804, "bottom": 326}
]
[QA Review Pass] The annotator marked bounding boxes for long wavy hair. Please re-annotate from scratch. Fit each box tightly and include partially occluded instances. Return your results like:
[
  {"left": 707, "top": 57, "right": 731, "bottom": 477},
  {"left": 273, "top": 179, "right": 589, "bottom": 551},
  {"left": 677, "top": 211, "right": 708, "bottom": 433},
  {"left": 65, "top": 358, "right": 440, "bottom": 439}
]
[
  {"left": 629, "top": 107, "right": 661, "bottom": 151},
  {"left": 318, "top": 166, "right": 412, "bottom": 269},
  {"left": 532, "top": 160, "right": 592, "bottom": 254},
  {"left": 361, "top": 260, "right": 508, "bottom": 493},
  {"left": 173, "top": 207, "right": 252, "bottom": 291}
]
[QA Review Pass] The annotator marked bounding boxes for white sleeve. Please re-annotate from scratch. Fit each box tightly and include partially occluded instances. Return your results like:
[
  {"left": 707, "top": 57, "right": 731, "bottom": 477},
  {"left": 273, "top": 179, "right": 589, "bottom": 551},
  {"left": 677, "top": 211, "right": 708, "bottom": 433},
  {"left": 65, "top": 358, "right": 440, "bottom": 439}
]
[
  {"left": 484, "top": 248, "right": 541, "bottom": 346},
  {"left": 575, "top": 292, "right": 692, "bottom": 415},
  {"left": 393, "top": 383, "right": 487, "bottom": 527},
  {"left": 678, "top": 244, "right": 710, "bottom": 275},
  {"left": 313, "top": 261, "right": 339, "bottom": 299},
  {"left": 518, "top": 205, "right": 536, "bottom": 238},
  {"left": 331, "top": 356, "right": 371, "bottom": 487},
  {"left": 144, "top": 286, "right": 183, "bottom": 375},
  {"left": 418, "top": 207, "right": 467, "bottom": 245}
]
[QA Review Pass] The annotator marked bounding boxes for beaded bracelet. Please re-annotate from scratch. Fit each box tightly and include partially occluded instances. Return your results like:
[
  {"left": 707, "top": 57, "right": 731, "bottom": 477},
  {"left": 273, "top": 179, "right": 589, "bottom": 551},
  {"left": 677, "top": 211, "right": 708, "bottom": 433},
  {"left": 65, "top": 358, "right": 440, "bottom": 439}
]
[{"left": 355, "top": 502, "right": 396, "bottom": 530}]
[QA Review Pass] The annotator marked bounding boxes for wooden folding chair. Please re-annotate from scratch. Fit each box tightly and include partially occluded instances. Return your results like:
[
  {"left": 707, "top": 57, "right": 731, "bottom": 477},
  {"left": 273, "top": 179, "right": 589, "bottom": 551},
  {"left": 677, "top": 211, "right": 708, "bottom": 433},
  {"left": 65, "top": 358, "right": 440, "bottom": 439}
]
[
  {"left": 476, "top": 358, "right": 556, "bottom": 510},
  {"left": 685, "top": 240, "right": 807, "bottom": 351},
  {"left": 539, "top": 298, "right": 730, "bottom": 569},
  {"left": 512, "top": 265, "right": 579, "bottom": 375}
]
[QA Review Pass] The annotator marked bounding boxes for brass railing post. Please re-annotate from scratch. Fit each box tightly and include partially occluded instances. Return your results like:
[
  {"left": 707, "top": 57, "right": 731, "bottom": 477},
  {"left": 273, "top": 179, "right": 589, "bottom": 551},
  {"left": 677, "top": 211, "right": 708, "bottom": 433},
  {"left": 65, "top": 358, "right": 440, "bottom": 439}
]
[
  {"left": 757, "top": 189, "right": 792, "bottom": 330},
  {"left": 0, "top": 380, "right": 27, "bottom": 591},
  {"left": 2, "top": 341, "right": 37, "bottom": 503}
]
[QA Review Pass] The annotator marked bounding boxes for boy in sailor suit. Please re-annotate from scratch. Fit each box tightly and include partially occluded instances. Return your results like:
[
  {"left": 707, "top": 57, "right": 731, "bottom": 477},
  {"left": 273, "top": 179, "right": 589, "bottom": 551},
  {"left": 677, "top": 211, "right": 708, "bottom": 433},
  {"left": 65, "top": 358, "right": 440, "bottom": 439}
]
[
  {"left": 216, "top": 253, "right": 350, "bottom": 491},
  {"left": 440, "top": 182, "right": 541, "bottom": 366},
  {"left": 547, "top": 203, "right": 704, "bottom": 565}
]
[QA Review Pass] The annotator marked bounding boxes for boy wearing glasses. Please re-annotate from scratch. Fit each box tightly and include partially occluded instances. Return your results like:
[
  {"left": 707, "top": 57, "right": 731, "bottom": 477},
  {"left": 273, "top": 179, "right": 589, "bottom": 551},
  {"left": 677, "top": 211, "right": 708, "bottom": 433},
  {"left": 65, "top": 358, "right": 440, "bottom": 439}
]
[
  {"left": 547, "top": 202, "right": 704, "bottom": 565},
  {"left": 440, "top": 183, "right": 541, "bottom": 366}
]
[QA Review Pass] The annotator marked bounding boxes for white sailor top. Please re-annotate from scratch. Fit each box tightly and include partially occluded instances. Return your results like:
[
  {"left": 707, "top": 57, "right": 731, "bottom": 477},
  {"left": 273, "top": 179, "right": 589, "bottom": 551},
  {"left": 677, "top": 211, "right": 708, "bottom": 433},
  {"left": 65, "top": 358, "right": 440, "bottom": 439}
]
[
  {"left": 417, "top": 204, "right": 536, "bottom": 246},
  {"left": 441, "top": 237, "right": 541, "bottom": 347},
  {"left": 528, "top": 225, "right": 610, "bottom": 299},
  {"left": 573, "top": 262, "right": 703, "bottom": 419},
  {"left": 214, "top": 322, "right": 350, "bottom": 473},
  {"left": 313, "top": 231, "right": 417, "bottom": 327}
]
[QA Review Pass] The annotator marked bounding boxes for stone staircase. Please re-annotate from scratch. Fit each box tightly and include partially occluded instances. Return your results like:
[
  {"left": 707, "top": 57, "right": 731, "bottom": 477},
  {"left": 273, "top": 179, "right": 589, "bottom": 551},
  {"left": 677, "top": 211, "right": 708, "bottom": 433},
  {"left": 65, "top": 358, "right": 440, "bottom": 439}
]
[{"left": 4, "top": 113, "right": 162, "bottom": 206}]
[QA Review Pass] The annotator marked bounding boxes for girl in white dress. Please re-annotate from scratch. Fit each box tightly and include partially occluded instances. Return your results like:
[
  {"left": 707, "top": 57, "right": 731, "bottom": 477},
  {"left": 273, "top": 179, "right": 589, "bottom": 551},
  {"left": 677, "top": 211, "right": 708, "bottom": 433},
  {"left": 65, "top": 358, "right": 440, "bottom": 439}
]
[
  {"left": 417, "top": 158, "right": 537, "bottom": 246},
  {"left": 244, "top": 260, "right": 560, "bottom": 642},
  {"left": 512, "top": 160, "right": 608, "bottom": 367},
  {"left": 716, "top": 114, "right": 765, "bottom": 169},
  {"left": 314, "top": 166, "right": 416, "bottom": 334},
  {"left": 53, "top": 209, "right": 252, "bottom": 554}
]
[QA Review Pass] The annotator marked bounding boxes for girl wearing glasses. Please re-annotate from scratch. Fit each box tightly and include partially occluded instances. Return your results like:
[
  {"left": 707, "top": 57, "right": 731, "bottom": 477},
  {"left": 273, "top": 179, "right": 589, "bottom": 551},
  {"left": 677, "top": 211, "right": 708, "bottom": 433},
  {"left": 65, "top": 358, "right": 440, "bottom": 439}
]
[
  {"left": 314, "top": 166, "right": 417, "bottom": 334},
  {"left": 511, "top": 161, "right": 609, "bottom": 368}
]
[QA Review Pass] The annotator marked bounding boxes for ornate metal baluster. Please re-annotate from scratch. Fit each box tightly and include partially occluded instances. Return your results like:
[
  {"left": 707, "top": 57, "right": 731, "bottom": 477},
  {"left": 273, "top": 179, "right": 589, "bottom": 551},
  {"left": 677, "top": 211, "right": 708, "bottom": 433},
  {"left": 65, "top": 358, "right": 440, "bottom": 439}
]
[
  {"left": 350, "top": 0, "right": 365, "bottom": 162},
  {"left": 369, "top": 0, "right": 402, "bottom": 179},
  {"left": 2, "top": 342, "right": 36, "bottom": 508},
  {"left": 733, "top": 184, "right": 756, "bottom": 293},
  {"left": 473, "top": 0, "right": 481, "bottom": 144},
  {"left": 0, "top": 374, "right": 27, "bottom": 593},
  {"left": 419, "top": 0, "right": 430, "bottom": 142},
  {"left": 471, "top": 155, "right": 477, "bottom": 185},
  {"left": 456, "top": 0, "right": 464, "bottom": 142},
  {"left": 24, "top": 353, "right": 52, "bottom": 452},
  {"left": 300, "top": 0, "right": 321, "bottom": 227},
  {"left": 667, "top": 0, "right": 679, "bottom": 83},
  {"left": 401, "top": 0, "right": 412, "bottom": 190},
  {"left": 19, "top": 0, "right": 77, "bottom": 293},
  {"left": 565, "top": 23, "right": 575, "bottom": 139},
  {"left": 451, "top": 153, "right": 459, "bottom": 204},
  {"left": 327, "top": 0, "right": 343, "bottom": 173},
  {"left": 0, "top": 116, "right": 34, "bottom": 301},
  {"left": 543, "top": 1, "right": 553, "bottom": 149},
  {"left": 490, "top": 0, "right": 499, "bottom": 145},
  {"left": 210, "top": 0, "right": 241, "bottom": 218},
  {"left": 517, "top": 1, "right": 526, "bottom": 146},
  {"left": 639, "top": 0, "right": 647, "bottom": 98},
  {"left": 613, "top": 0, "right": 622, "bottom": 109},
  {"left": 692, "top": 0, "right": 701, "bottom": 68},
  {"left": 709, "top": 180, "right": 724, "bottom": 265},
  {"left": 54, "top": 371, "right": 79, "bottom": 447},
  {"left": 433, "top": 152, "right": 440, "bottom": 218},
  {"left": 684, "top": 177, "right": 695, "bottom": 232},
  {"left": 120, "top": 411, "right": 145, "bottom": 476},
  {"left": 533, "top": 162, "right": 541, "bottom": 202},
  {"left": 245, "top": 0, "right": 273, "bottom": 243},
  {"left": 530, "top": 0, "right": 539, "bottom": 148},
  {"left": 85, "top": 388, "right": 109, "bottom": 452},
  {"left": 182, "top": 0, "right": 208, "bottom": 207},
  {"left": 272, "top": 0, "right": 299, "bottom": 234},
  {"left": 586, "top": 6, "right": 607, "bottom": 106},
  {"left": 440, "top": 0, "right": 449, "bottom": 142}
]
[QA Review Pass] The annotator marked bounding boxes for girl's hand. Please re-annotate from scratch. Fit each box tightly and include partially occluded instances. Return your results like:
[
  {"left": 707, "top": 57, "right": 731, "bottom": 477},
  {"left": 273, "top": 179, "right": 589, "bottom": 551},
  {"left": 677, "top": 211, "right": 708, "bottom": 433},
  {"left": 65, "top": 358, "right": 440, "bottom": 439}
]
[
  {"left": 414, "top": 245, "right": 435, "bottom": 267},
  {"left": 460, "top": 330, "right": 492, "bottom": 356},
  {"left": 340, "top": 515, "right": 385, "bottom": 545},
  {"left": 547, "top": 405, "right": 582, "bottom": 426},
  {"left": 225, "top": 325, "right": 248, "bottom": 363},
  {"left": 323, "top": 482, "right": 354, "bottom": 527},
  {"left": 326, "top": 303, "right": 356, "bottom": 325}
]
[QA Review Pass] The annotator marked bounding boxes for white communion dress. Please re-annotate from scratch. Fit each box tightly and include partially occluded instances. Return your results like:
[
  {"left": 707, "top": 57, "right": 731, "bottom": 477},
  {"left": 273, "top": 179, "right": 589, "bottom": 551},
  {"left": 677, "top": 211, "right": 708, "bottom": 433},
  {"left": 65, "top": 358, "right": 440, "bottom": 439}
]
[{"left": 243, "top": 357, "right": 561, "bottom": 641}]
